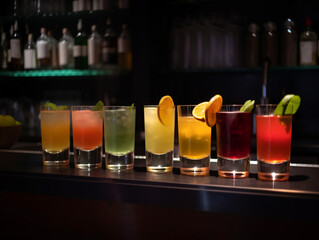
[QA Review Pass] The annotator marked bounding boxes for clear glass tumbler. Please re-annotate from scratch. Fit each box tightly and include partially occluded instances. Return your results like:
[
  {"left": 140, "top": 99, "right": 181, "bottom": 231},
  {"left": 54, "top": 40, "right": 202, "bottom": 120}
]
[
  {"left": 40, "top": 105, "right": 70, "bottom": 166},
  {"left": 216, "top": 105, "right": 252, "bottom": 178},
  {"left": 71, "top": 106, "right": 103, "bottom": 169},
  {"left": 177, "top": 105, "right": 211, "bottom": 176},
  {"left": 144, "top": 105, "right": 175, "bottom": 173},
  {"left": 104, "top": 106, "right": 136, "bottom": 171},
  {"left": 256, "top": 104, "right": 292, "bottom": 181}
]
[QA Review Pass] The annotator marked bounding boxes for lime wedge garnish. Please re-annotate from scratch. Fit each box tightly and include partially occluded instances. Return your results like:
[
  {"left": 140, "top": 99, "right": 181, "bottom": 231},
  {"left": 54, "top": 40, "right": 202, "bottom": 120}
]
[
  {"left": 43, "top": 102, "right": 57, "bottom": 110},
  {"left": 284, "top": 95, "right": 301, "bottom": 115},
  {"left": 43, "top": 102, "right": 68, "bottom": 110},
  {"left": 93, "top": 100, "right": 104, "bottom": 111},
  {"left": 130, "top": 103, "right": 135, "bottom": 110},
  {"left": 240, "top": 100, "right": 255, "bottom": 112},
  {"left": 274, "top": 94, "right": 301, "bottom": 115}
]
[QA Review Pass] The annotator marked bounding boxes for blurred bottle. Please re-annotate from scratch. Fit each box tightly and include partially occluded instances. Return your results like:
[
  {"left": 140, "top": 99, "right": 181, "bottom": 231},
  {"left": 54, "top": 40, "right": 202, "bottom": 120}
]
[
  {"left": 36, "top": 27, "right": 50, "bottom": 69},
  {"left": 8, "top": 25, "right": 13, "bottom": 70},
  {"left": 281, "top": 18, "right": 297, "bottom": 66},
  {"left": 58, "top": 28, "right": 74, "bottom": 69},
  {"left": 1, "top": 32, "right": 9, "bottom": 70},
  {"left": 48, "top": 31, "right": 58, "bottom": 69},
  {"left": 299, "top": 18, "right": 317, "bottom": 66},
  {"left": 74, "top": 19, "right": 88, "bottom": 69},
  {"left": 102, "top": 18, "right": 117, "bottom": 69},
  {"left": 261, "top": 21, "right": 278, "bottom": 66},
  {"left": 24, "top": 33, "right": 37, "bottom": 70},
  {"left": 10, "top": 20, "right": 23, "bottom": 70},
  {"left": 88, "top": 25, "right": 102, "bottom": 69},
  {"left": 245, "top": 23, "right": 260, "bottom": 67},
  {"left": 118, "top": 24, "right": 132, "bottom": 70}
]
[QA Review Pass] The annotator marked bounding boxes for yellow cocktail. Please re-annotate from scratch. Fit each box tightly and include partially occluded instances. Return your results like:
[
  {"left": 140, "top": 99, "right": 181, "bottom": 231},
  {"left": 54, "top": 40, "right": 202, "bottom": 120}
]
[
  {"left": 144, "top": 106, "right": 174, "bottom": 154},
  {"left": 40, "top": 106, "right": 70, "bottom": 165}
]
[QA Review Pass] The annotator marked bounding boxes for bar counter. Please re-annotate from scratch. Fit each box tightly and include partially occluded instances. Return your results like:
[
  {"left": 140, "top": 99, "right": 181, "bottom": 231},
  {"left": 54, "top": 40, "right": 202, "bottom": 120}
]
[{"left": 1, "top": 149, "right": 319, "bottom": 239}]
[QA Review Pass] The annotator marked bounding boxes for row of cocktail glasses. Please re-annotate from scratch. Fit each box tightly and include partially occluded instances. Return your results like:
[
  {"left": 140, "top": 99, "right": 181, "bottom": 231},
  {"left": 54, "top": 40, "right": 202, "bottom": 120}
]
[{"left": 40, "top": 104, "right": 292, "bottom": 181}]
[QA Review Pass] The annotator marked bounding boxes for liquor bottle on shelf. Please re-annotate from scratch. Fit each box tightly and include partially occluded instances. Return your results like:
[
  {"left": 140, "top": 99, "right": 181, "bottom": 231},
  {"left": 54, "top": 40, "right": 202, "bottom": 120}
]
[
  {"left": 299, "top": 18, "right": 317, "bottom": 66},
  {"left": 10, "top": 20, "right": 23, "bottom": 70},
  {"left": 245, "top": 22, "right": 260, "bottom": 67},
  {"left": 118, "top": 24, "right": 132, "bottom": 70},
  {"left": 8, "top": 25, "right": 13, "bottom": 70},
  {"left": 1, "top": 32, "right": 9, "bottom": 70},
  {"left": 24, "top": 33, "right": 37, "bottom": 70},
  {"left": 88, "top": 25, "right": 102, "bottom": 69},
  {"left": 58, "top": 28, "right": 74, "bottom": 69},
  {"left": 36, "top": 27, "right": 50, "bottom": 69},
  {"left": 102, "top": 17, "right": 117, "bottom": 69},
  {"left": 74, "top": 19, "right": 88, "bottom": 69},
  {"left": 47, "top": 31, "right": 58, "bottom": 69},
  {"left": 261, "top": 21, "right": 278, "bottom": 66},
  {"left": 281, "top": 18, "right": 297, "bottom": 66}
]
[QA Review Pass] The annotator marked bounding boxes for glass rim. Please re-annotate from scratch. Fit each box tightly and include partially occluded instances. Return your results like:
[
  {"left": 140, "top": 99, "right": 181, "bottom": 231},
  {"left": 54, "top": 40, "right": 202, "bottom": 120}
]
[
  {"left": 103, "top": 106, "right": 136, "bottom": 110},
  {"left": 256, "top": 104, "right": 278, "bottom": 107},
  {"left": 71, "top": 105, "right": 97, "bottom": 109},
  {"left": 177, "top": 104, "right": 197, "bottom": 107},
  {"left": 40, "top": 105, "right": 70, "bottom": 110},
  {"left": 144, "top": 105, "right": 175, "bottom": 108}
]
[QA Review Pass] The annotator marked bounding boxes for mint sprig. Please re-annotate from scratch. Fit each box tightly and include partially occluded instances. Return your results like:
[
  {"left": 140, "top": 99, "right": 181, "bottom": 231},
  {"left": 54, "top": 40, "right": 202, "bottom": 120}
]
[{"left": 93, "top": 100, "right": 104, "bottom": 111}]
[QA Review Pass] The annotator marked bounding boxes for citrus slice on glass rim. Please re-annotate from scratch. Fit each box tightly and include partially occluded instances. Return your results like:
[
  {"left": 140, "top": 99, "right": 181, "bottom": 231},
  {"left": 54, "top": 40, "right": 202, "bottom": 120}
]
[
  {"left": 157, "top": 95, "right": 175, "bottom": 125},
  {"left": 192, "top": 101, "right": 208, "bottom": 122},
  {"left": 204, "top": 94, "right": 223, "bottom": 127}
]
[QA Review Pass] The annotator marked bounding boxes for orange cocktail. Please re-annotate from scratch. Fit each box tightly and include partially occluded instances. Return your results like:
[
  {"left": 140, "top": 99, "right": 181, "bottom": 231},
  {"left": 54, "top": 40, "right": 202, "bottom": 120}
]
[{"left": 40, "top": 106, "right": 70, "bottom": 165}]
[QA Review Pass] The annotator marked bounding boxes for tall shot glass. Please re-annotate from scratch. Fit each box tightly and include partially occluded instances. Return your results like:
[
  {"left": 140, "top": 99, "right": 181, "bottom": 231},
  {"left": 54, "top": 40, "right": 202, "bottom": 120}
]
[
  {"left": 104, "top": 106, "right": 136, "bottom": 171},
  {"left": 144, "top": 105, "right": 175, "bottom": 173},
  {"left": 40, "top": 105, "right": 70, "bottom": 166},
  {"left": 256, "top": 104, "right": 292, "bottom": 181},
  {"left": 177, "top": 105, "right": 211, "bottom": 176},
  {"left": 71, "top": 106, "right": 103, "bottom": 169},
  {"left": 216, "top": 105, "right": 252, "bottom": 178}
]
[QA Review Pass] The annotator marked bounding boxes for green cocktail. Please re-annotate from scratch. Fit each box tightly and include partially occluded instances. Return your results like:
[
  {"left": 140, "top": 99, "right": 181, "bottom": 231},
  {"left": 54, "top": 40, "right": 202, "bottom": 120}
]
[{"left": 104, "top": 106, "right": 136, "bottom": 171}]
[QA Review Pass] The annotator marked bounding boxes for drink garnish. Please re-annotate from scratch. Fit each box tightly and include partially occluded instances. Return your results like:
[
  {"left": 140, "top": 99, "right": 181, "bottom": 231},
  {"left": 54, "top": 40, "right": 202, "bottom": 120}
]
[
  {"left": 158, "top": 95, "right": 174, "bottom": 126},
  {"left": 205, "top": 94, "right": 223, "bottom": 127},
  {"left": 192, "top": 102, "right": 208, "bottom": 122},
  {"left": 43, "top": 102, "right": 68, "bottom": 110},
  {"left": 274, "top": 94, "right": 301, "bottom": 115},
  {"left": 240, "top": 100, "right": 255, "bottom": 112},
  {"left": 130, "top": 103, "right": 135, "bottom": 110},
  {"left": 93, "top": 100, "right": 104, "bottom": 111},
  {"left": 193, "top": 94, "right": 223, "bottom": 127}
]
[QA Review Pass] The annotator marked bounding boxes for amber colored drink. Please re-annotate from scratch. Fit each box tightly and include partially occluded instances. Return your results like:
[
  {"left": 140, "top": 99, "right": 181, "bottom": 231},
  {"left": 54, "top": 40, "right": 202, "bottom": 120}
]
[
  {"left": 177, "top": 105, "right": 211, "bottom": 176},
  {"left": 257, "top": 115, "right": 292, "bottom": 163}
]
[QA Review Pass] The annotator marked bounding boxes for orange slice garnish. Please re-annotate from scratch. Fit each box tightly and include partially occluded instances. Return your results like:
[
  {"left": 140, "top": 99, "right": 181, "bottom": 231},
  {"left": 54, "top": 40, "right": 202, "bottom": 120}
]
[
  {"left": 192, "top": 101, "right": 208, "bottom": 122},
  {"left": 158, "top": 95, "right": 175, "bottom": 125},
  {"left": 204, "top": 94, "right": 223, "bottom": 127}
]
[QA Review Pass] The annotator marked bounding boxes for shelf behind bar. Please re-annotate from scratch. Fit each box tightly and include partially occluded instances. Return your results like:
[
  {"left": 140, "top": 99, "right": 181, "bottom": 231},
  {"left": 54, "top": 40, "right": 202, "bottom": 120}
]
[{"left": 0, "top": 69, "right": 130, "bottom": 77}]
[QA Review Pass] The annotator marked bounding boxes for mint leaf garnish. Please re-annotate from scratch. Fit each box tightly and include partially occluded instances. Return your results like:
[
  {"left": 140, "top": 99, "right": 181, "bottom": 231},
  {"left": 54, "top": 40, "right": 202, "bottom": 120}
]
[
  {"left": 93, "top": 100, "right": 104, "bottom": 111},
  {"left": 274, "top": 94, "right": 301, "bottom": 115}
]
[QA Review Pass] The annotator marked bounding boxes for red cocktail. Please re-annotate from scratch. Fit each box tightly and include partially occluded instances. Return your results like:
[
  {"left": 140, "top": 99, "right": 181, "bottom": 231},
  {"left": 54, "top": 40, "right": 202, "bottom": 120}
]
[
  {"left": 256, "top": 104, "right": 292, "bottom": 181},
  {"left": 216, "top": 105, "right": 252, "bottom": 178}
]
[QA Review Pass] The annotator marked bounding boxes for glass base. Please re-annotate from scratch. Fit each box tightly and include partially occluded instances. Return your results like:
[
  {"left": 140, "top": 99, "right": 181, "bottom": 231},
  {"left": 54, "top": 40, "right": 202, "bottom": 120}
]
[
  {"left": 106, "top": 151, "right": 134, "bottom": 171},
  {"left": 74, "top": 146, "right": 102, "bottom": 169},
  {"left": 43, "top": 148, "right": 69, "bottom": 166},
  {"left": 258, "top": 160, "right": 290, "bottom": 181},
  {"left": 179, "top": 155, "right": 210, "bottom": 176},
  {"left": 146, "top": 150, "right": 173, "bottom": 173},
  {"left": 217, "top": 155, "right": 250, "bottom": 178}
]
